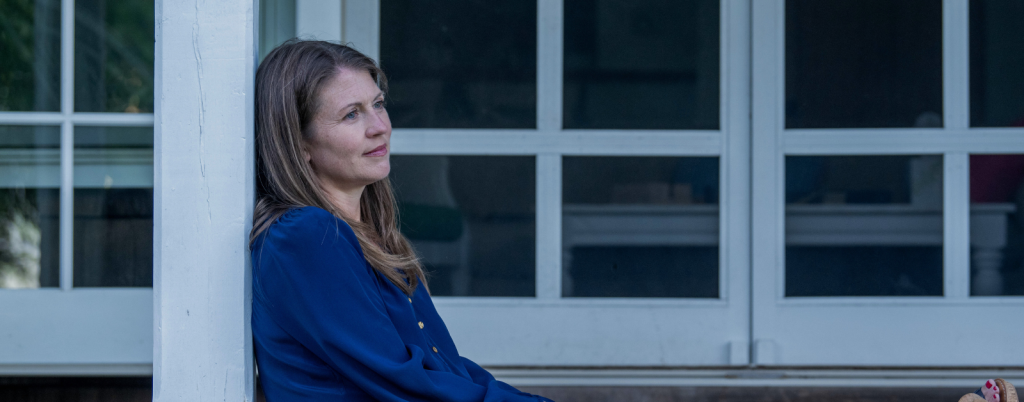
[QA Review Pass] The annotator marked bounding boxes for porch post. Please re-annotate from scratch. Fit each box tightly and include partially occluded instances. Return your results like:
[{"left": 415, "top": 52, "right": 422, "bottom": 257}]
[{"left": 153, "top": 0, "right": 257, "bottom": 400}]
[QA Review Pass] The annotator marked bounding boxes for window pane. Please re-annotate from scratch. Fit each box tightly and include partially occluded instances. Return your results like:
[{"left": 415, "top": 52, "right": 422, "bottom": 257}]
[
  {"left": 563, "top": 157, "right": 719, "bottom": 298},
  {"left": 969, "top": 155, "right": 1024, "bottom": 296},
  {"left": 258, "top": 0, "right": 296, "bottom": 60},
  {"left": 380, "top": 0, "right": 536, "bottom": 129},
  {"left": 390, "top": 155, "right": 535, "bottom": 296},
  {"left": 970, "top": 0, "right": 1024, "bottom": 127},
  {"left": 785, "top": 156, "right": 943, "bottom": 297},
  {"left": 0, "top": 0, "right": 61, "bottom": 111},
  {"left": 0, "top": 125, "right": 61, "bottom": 288},
  {"left": 785, "top": 0, "right": 943, "bottom": 128},
  {"left": 563, "top": 0, "right": 719, "bottom": 130},
  {"left": 73, "top": 126, "right": 153, "bottom": 287},
  {"left": 74, "top": 0, "right": 154, "bottom": 113}
]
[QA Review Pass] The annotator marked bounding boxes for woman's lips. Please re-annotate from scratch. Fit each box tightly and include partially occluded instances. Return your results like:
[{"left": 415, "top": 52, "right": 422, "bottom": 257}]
[{"left": 364, "top": 144, "right": 388, "bottom": 157}]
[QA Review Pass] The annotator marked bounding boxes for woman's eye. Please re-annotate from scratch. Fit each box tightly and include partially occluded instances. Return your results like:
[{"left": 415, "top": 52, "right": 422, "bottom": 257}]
[
  {"left": 373, "top": 100, "right": 386, "bottom": 109},
  {"left": 344, "top": 110, "right": 357, "bottom": 120}
]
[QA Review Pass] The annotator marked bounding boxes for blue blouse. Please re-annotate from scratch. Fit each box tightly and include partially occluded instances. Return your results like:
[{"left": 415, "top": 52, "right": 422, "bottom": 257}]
[{"left": 252, "top": 206, "right": 552, "bottom": 401}]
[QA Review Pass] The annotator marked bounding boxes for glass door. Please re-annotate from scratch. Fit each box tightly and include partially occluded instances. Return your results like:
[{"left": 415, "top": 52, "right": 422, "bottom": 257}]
[
  {"left": 309, "top": 0, "right": 756, "bottom": 366},
  {"left": 750, "top": 0, "right": 1024, "bottom": 366}
]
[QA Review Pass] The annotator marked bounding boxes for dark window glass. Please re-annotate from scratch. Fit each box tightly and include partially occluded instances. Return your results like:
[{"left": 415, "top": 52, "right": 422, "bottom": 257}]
[
  {"left": 785, "top": 155, "right": 943, "bottom": 297},
  {"left": 563, "top": 156, "right": 719, "bottom": 298},
  {"left": 259, "top": 0, "right": 296, "bottom": 60},
  {"left": 0, "top": 0, "right": 61, "bottom": 111},
  {"left": 969, "top": 154, "right": 1024, "bottom": 296},
  {"left": 390, "top": 155, "right": 535, "bottom": 296},
  {"left": 785, "top": 0, "right": 943, "bottom": 128},
  {"left": 74, "top": 0, "right": 154, "bottom": 113},
  {"left": 380, "top": 0, "right": 536, "bottom": 129},
  {"left": 564, "top": 0, "right": 719, "bottom": 130},
  {"left": 73, "top": 126, "right": 153, "bottom": 287},
  {"left": 970, "top": 0, "right": 1024, "bottom": 127},
  {"left": 0, "top": 125, "right": 61, "bottom": 288}
]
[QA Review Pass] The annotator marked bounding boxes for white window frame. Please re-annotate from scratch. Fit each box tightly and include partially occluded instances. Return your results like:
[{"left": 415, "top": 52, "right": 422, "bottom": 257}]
[
  {"left": 329, "top": 0, "right": 754, "bottom": 367},
  {"left": 0, "top": 0, "right": 153, "bottom": 375},
  {"left": 750, "top": 0, "right": 1024, "bottom": 367}
]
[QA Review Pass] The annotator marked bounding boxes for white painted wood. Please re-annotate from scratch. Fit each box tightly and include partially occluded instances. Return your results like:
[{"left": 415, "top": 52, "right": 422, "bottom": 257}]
[
  {"left": 785, "top": 128, "right": 1024, "bottom": 154},
  {"left": 0, "top": 364, "right": 152, "bottom": 376},
  {"left": 537, "top": 0, "right": 562, "bottom": 131},
  {"left": 153, "top": 0, "right": 256, "bottom": 399},
  {"left": 390, "top": 129, "right": 722, "bottom": 156},
  {"left": 58, "top": 0, "right": 74, "bottom": 291},
  {"left": 70, "top": 113, "right": 155, "bottom": 126},
  {"left": 0, "top": 289, "right": 151, "bottom": 364},
  {"left": 943, "top": 0, "right": 970, "bottom": 129},
  {"left": 945, "top": 152, "right": 971, "bottom": 298},
  {"left": 757, "top": 302, "right": 1024, "bottom": 366},
  {"left": 0, "top": 112, "right": 63, "bottom": 125},
  {"left": 728, "top": 341, "right": 747, "bottom": 366},
  {"left": 342, "top": 0, "right": 380, "bottom": 61},
  {"left": 535, "top": 154, "right": 561, "bottom": 299},
  {"left": 435, "top": 301, "right": 736, "bottom": 366},
  {"left": 59, "top": 0, "right": 73, "bottom": 118},
  {"left": 59, "top": 121, "right": 73, "bottom": 290},
  {"left": 0, "top": 112, "right": 154, "bottom": 126},
  {"left": 752, "top": 339, "right": 777, "bottom": 365},
  {"left": 750, "top": 0, "right": 785, "bottom": 367},
  {"left": 720, "top": 0, "right": 752, "bottom": 364},
  {"left": 295, "top": 0, "right": 342, "bottom": 42}
]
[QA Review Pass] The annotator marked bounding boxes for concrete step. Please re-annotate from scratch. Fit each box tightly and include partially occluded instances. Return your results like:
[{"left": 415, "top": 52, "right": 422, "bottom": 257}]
[{"left": 518, "top": 386, "right": 972, "bottom": 402}]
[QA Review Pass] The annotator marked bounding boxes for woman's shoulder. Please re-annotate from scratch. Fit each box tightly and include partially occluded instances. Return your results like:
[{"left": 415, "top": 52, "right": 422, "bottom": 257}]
[
  {"left": 277, "top": 205, "right": 336, "bottom": 226},
  {"left": 261, "top": 206, "right": 360, "bottom": 252}
]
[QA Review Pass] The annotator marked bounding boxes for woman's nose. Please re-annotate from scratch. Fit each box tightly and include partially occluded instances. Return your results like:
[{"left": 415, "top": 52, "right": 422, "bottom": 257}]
[{"left": 366, "top": 111, "right": 389, "bottom": 137}]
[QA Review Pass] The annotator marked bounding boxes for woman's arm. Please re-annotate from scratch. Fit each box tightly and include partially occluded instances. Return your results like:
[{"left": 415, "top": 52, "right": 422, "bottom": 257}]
[{"left": 256, "top": 207, "right": 548, "bottom": 402}]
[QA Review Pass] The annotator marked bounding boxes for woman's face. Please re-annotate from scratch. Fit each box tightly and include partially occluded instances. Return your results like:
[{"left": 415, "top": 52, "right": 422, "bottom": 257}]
[{"left": 304, "top": 67, "right": 391, "bottom": 195}]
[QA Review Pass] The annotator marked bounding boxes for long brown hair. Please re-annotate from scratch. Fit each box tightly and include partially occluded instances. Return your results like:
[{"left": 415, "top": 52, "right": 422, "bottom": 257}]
[{"left": 251, "top": 39, "right": 425, "bottom": 294}]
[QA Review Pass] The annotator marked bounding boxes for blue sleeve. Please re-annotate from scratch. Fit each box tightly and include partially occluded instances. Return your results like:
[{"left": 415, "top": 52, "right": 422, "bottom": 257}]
[
  {"left": 461, "top": 357, "right": 554, "bottom": 401},
  {"left": 256, "top": 207, "right": 548, "bottom": 402}
]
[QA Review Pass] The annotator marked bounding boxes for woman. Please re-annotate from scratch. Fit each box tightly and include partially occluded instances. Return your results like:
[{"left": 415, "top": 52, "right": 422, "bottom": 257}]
[{"left": 249, "top": 40, "right": 553, "bottom": 401}]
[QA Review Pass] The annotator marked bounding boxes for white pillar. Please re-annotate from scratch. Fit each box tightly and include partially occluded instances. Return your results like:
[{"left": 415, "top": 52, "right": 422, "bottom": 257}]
[{"left": 153, "top": 0, "right": 256, "bottom": 400}]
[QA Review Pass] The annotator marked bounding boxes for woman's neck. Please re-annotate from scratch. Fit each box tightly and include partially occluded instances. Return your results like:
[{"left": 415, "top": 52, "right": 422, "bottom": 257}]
[{"left": 324, "top": 185, "right": 364, "bottom": 222}]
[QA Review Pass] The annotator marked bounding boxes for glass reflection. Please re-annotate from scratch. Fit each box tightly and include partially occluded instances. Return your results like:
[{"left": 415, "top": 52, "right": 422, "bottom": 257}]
[
  {"left": 970, "top": 0, "right": 1024, "bottom": 127},
  {"left": 0, "top": 0, "right": 61, "bottom": 111},
  {"left": 74, "top": 0, "right": 154, "bottom": 113},
  {"left": 969, "top": 155, "right": 1024, "bottom": 296},
  {"left": 0, "top": 126, "right": 61, "bottom": 288},
  {"left": 785, "top": 156, "right": 943, "bottom": 296},
  {"left": 389, "top": 155, "right": 535, "bottom": 296},
  {"left": 380, "top": 0, "right": 536, "bottom": 128},
  {"left": 73, "top": 127, "right": 153, "bottom": 287},
  {"left": 259, "top": 0, "right": 296, "bottom": 60},
  {"left": 786, "top": 0, "right": 943, "bottom": 128},
  {"left": 563, "top": 0, "right": 719, "bottom": 129},
  {"left": 562, "top": 157, "right": 719, "bottom": 298}
]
